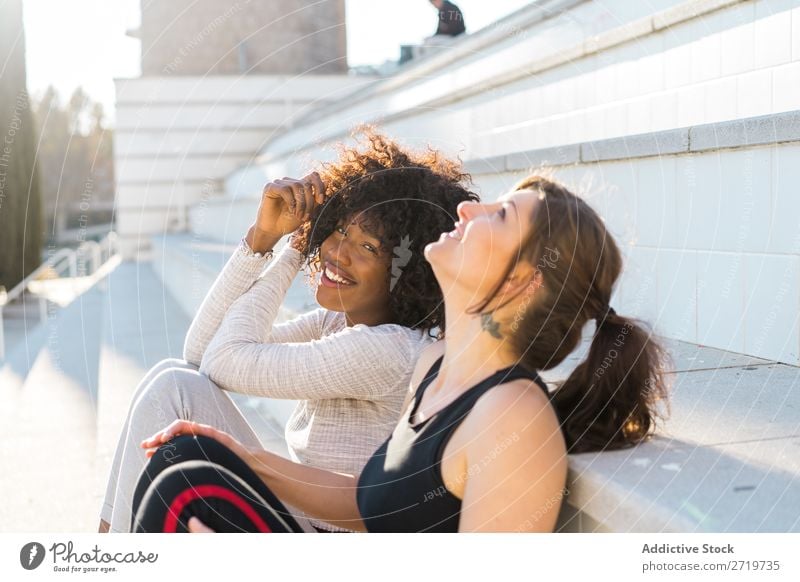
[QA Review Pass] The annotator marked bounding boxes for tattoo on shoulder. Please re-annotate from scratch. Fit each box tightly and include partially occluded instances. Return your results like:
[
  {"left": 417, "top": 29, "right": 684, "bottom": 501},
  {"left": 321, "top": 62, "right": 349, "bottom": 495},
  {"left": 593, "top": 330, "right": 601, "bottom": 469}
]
[{"left": 480, "top": 313, "right": 502, "bottom": 339}]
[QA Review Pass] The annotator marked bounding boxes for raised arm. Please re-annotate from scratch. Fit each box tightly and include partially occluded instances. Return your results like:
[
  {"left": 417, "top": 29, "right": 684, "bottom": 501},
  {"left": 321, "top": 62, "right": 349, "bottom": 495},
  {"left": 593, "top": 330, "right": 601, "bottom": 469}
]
[
  {"left": 183, "top": 172, "right": 327, "bottom": 366},
  {"left": 182, "top": 238, "right": 276, "bottom": 367},
  {"left": 199, "top": 270, "right": 417, "bottom": 400}
]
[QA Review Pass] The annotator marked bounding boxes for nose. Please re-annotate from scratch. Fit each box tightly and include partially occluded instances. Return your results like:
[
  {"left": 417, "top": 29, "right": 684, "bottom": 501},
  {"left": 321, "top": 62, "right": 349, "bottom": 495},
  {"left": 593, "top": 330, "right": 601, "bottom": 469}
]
[
  {"left": 324, "top": 233, "right": 351, "bottom": 266},
  {"left": 456, "top": 200, "right": 488, "bottom": 223}
]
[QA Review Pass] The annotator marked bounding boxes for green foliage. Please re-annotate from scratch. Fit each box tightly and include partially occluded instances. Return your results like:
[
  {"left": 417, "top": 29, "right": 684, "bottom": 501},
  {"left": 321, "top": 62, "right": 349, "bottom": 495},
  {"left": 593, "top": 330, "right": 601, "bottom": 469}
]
[{"left": 34, "top": 86, "right": 115, "bottom": 235}]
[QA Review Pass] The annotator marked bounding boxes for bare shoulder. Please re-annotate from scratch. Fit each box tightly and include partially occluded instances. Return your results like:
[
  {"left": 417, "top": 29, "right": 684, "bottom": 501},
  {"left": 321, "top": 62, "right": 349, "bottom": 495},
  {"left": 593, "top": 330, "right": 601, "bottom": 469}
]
[{"left": 470, "top": 377, "right": 561, "bottom": 437}]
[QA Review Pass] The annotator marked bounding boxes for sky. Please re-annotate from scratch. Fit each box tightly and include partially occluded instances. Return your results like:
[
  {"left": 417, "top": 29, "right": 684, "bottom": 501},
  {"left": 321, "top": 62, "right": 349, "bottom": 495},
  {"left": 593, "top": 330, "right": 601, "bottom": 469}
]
[{"left": 20, "top": 0, "right": 534, "bottom": 121}]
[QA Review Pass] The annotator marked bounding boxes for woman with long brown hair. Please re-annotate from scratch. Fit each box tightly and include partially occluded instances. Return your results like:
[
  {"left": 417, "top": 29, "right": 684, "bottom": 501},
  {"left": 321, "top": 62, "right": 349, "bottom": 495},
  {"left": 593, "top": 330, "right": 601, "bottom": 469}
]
[{"left": 132, "top": 174, "right": 670, "bottom": 532}]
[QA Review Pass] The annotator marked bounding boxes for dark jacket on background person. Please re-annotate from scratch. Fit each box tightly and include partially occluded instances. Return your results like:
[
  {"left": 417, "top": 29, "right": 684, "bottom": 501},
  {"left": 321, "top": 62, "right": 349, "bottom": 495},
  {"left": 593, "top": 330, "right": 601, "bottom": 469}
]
[{"left": 435, "top": 1, "right": 466, "bottom": 37}]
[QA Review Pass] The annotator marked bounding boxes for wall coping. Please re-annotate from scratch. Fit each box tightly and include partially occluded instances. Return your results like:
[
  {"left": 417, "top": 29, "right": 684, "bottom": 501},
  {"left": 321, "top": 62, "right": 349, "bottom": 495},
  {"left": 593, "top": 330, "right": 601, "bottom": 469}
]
[{"left": 463, "top": 110, "right": 800, "bottom": 174}]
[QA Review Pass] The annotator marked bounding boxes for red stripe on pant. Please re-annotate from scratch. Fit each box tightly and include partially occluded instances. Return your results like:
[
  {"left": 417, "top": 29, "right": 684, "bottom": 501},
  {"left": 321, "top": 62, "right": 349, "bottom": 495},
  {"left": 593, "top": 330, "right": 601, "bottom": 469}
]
[{"left": 163, "top": 484, "right": 272, "bottom": 532}]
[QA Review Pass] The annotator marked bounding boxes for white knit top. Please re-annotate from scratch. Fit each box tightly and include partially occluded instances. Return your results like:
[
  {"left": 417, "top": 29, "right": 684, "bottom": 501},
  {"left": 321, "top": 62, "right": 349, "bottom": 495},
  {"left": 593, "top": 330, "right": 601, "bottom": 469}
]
[{"left": 184, "top": 239, "right": 433, "bottom": 481}]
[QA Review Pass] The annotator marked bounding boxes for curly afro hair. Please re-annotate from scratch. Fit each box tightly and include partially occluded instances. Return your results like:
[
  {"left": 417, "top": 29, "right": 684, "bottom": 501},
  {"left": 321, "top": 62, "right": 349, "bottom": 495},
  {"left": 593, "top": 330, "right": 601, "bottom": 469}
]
[{"left": 293, "top": 129, "right": 479, "bottom": 337}]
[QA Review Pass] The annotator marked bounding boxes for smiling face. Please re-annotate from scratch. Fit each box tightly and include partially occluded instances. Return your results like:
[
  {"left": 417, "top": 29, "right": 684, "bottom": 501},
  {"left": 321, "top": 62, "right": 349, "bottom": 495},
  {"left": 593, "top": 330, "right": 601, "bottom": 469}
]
[
  {"left": 315, "top": 212, "right": 393, "bottom": 326},
  {"left": 424, "top": 189, "right": 541, "bottom": 307}
]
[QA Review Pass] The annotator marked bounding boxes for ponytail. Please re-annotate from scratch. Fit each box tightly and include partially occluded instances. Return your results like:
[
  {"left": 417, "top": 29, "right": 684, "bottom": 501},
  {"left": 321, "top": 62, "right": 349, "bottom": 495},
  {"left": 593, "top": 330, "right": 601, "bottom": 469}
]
[
  {"left": 550, "top": 312, "right": 670, "bottom": 454},
  {"left": 490, "top": 173, "right": 670, "bottom": 455}
]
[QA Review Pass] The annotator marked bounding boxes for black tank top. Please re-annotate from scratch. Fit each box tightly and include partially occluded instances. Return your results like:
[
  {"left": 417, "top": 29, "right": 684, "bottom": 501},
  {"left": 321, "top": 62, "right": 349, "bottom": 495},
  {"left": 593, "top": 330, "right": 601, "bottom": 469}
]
[{"left": 356, "top": 355, "right": 549, "bottom": 532}]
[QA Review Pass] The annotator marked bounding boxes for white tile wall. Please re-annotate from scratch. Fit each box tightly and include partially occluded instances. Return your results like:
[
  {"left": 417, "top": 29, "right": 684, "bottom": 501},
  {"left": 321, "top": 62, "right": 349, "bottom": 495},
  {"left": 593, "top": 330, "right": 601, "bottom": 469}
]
[
  {"left": 771, "top": 60, "right": 800, "bottom": 112},
  {"left": 616, "top": 55, "right": 642, "bottom": 101},
  {"left": 655, "top": 248, "right": 698, "bottom": 342},
  {"left": 581, "top": 106, "right": 607, "bottom": 142},
  {"left": 690, "top": 20, "right": 722, "bottom": 84},
  {"left": 743, "top": 254, "right": 800, "bottom": 364},
  {"left": 677, "top": 85, "right": 707, "bottom": 127},
  {"left": 636, "top": 157, "right": 678, "bottom": 248},
  {"left": 595, "top": 58, "right": 621, "bottom": 105},
  {"left": 614, "top": 246, "right": 660, "bottom": 324},
  {"left": 627, "top": 98, "right": 653, "bottom": 135},
  {"left": 597, "top": 160, "right": 638, "bottom": 244},
  {"left": 471, "top": 172, "right": 522, "bottom": 201},
  {"left": 769, "top": 144, "right": 800, "bottom": 255},
  {"left": 635, "top": 37, "right": 666, "bottom": 96},
  {"left": 675, "top": 149, "right": 771, "bottom": 253},
  {"left": 663, "top": 34, "right": 693, "bottom": 90},
  {"left": 717, "top": 148, "right": 773, "bottom": 253},
  {"left": 719, "top": 3, "right": 756, "bottom": 76},
  {"left": 736, "top": 68, "right": 773, "bottom": 118},
  {"left": 675, "top": 154, "right": 722, "bottom": 249},
  {"left": 601, "top": 102, "right": 630, "bottom": 139},
  {"left": 650, "top": 91, "right": 679, "bottom": 132},
  {"left": 793, "top": 6, "right": 800, "bottom": 61},
  {"left": 704, "top": 77, "right": 738, "bottom": 124},
  {"left": 697, "top": 251, "right": 747, "bottom": 354},
  {"left": 754, "top": 0, "right": 794, "bottom": 69}
]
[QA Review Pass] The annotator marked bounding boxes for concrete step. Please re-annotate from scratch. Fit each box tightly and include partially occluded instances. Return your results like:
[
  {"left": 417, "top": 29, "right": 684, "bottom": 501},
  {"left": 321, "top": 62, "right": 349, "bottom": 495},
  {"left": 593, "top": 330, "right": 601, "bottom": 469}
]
[
  {"left": 90, "top": 258, "right": 290, "bottom": 530},
  {"left": 93, "top": 261, "right": 194, "bottom": 526},
  {"left": 0, "top": 287, "right": 105, "bottom": 532},
  {"left": 543, "top": 336, "right": 800, "bottom": 532}
]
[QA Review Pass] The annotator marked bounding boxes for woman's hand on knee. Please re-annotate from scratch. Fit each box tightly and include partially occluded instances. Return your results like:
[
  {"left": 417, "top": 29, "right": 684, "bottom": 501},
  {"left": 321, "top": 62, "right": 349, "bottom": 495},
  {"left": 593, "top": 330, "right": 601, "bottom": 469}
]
[{"left": 140, "top": 419, "right": 256, "bottom": 466}]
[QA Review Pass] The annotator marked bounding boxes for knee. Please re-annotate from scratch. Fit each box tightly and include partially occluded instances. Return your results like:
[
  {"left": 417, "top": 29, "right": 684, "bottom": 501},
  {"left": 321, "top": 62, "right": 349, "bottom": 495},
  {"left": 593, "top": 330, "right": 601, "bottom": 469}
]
[
  {"left": 131, "top": 359, "right": 196, "bottom": 402},
  {"left": 151, "top": 358, "right": 197, "bottom": 376},
  {"left": 131, "top": 367, "right": 195, "bottom": 424},
  {"left": 132, "top": 368, "right": 218, "bottom": 424}
]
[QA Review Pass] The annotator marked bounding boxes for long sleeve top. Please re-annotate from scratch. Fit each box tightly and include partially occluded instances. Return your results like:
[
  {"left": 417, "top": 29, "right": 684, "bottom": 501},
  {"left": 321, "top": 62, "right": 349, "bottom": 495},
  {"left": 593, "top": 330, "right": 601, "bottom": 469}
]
[{"left": 184, "top": 240, "right": 433, "bottom": 478}]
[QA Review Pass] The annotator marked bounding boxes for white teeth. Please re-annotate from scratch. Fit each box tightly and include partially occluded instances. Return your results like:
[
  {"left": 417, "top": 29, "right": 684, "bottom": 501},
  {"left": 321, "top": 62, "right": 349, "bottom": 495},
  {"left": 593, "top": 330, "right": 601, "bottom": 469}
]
[{"left": 325, "top": 266, "right": 353, "bottom": 285}]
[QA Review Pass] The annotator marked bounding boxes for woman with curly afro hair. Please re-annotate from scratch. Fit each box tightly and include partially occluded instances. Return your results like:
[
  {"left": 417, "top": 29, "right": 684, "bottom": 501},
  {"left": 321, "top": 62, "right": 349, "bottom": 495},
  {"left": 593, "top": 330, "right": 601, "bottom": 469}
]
[{"left": 99, "top": 130, "right": 478, "bottom": 533}]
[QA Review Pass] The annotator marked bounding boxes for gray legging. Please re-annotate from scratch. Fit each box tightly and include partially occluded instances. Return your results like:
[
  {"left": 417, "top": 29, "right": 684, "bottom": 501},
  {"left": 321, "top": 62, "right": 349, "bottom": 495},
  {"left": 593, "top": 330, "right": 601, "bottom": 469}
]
[{"left": 99, "top": 358, "right": 313, "bottom": 533}]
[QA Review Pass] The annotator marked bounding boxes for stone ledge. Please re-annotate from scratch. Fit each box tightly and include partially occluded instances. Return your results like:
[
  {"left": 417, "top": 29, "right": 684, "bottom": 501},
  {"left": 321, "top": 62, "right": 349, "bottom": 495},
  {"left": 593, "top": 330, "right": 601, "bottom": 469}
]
[
  {"left": 581, "top": 129, "right": 690, "bottom": 163},
  {"left": 690, "top": 110, "right": 800, "bottom": 152},
  {"left": 546, "top": 338, "right": 800, "bottom": 532},
  {"left": 463, "top": 110, "right": 800, "bottom": 175},
  {"left": 506, "top": 144, "right": 581, "bottom": 171}
]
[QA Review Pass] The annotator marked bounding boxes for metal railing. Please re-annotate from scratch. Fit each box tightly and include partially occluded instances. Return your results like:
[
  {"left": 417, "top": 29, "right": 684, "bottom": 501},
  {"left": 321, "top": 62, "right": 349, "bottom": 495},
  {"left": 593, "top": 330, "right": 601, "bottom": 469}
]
[{"left": 0, "top": 231, "right": 119, "bottom": 359}]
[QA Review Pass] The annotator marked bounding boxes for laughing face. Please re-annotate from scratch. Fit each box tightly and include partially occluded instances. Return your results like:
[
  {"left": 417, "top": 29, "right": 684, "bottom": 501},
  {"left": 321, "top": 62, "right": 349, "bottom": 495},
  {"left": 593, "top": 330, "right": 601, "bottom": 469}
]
[
  {"left": 424, "top": 188, "right": 541, "bottom": 304},
  {"left": 315, "top": 213, "right": 394, "bottom": 326}
]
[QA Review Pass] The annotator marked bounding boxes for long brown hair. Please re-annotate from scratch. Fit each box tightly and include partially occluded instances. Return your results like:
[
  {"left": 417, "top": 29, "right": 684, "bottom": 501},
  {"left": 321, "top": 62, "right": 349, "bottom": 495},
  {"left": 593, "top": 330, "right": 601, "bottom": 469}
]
[{"left": 470, "top": 175, "right": 670, "bottom": 454}]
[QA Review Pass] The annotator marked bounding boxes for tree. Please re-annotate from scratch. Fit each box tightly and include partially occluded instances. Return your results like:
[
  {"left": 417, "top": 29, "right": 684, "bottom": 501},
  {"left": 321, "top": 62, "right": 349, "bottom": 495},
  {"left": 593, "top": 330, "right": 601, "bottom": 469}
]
[
  {"left": 33, "top": 86, "right": 115, "bottom": 238},
  {"left": 0, "top": 0, "right": 43, "bottom": 291}
]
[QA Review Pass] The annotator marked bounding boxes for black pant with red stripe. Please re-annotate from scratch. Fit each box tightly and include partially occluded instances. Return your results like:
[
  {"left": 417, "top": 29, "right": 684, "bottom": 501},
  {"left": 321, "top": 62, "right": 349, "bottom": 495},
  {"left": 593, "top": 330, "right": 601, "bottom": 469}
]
[{"left": 130, "top": 434, "right": 304, "bottom": 533}]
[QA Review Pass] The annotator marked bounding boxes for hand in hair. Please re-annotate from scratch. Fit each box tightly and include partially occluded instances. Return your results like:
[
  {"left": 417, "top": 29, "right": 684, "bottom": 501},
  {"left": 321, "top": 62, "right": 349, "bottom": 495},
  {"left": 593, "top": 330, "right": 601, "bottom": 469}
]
[{"left": 255, "top": 172, "right": 328, "bottom": 238}]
